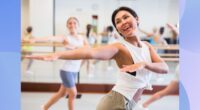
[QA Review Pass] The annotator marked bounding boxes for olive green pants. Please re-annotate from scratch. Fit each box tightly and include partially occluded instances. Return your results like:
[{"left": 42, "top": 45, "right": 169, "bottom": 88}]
[{"left": 96, "top": 91, "right": 136, "bottom": 110}]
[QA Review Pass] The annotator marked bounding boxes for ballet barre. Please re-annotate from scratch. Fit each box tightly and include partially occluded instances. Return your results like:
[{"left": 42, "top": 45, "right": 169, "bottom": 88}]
[
  {"left": 21, "top": 42, "right": 179, "bottom": 62},
  {"left": 153, "top": 45, "right": 179, "bottom": 50}
]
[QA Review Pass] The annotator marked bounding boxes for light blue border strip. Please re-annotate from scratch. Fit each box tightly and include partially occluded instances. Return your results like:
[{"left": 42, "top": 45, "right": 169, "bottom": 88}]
[{"left": 0, "top": 0, "right": 20, "bottom": 110}]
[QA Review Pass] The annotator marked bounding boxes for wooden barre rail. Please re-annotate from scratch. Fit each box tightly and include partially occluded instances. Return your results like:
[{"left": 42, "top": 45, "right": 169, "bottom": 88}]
[
  {"left": 159, "top": 53, "right": 179, "bottom": 57},
  {"left": 153, "top": 45, "right": 179, "bottom": 50},
  {"left": 162, "top": 58, "right": 179, "bottom": 62}
]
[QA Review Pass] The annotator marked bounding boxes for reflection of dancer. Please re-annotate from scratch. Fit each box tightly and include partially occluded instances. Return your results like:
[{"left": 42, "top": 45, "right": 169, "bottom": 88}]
[
  {"left": 139, "top": 65, "right": 179, "bottom": 110},
  {"left": 86, "top": 24, "right": 97, "bottom": 46},
  {"left": 107, "top": 25, "right": 119, "bottom": 44},
  {"left": 83, "top": 24, "right": 97, "bottom": 77},
  {"left": 26, "top": 7, "right": 168, "bottom": 110},
  {"left": 31, "top": 17, "right": 88, "bottom": 110},
  {"left": 107, "top": 25, "right": 119, "bottom": 70},
  {"left": 21, "top": 26, "right": 34, "bottom": 74},
  {"left": 139, "top": 27, "right": 167, "bottom": 46},
  {"left": 166, "top": 23, "right": 179, "bottom": 44}
]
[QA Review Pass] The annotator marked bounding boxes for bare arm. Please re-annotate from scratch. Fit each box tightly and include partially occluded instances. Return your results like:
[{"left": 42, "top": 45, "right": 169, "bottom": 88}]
[
  {"left": 58, "top": 43, "right": 119, "bottom": 60},
  {"left": 32, "top": 35, "right": 66, "bottom": 43},
  {"left": 162, "top": 39, "right": 168, "bottom": 46},
  {"left": 144, "top": 42, "right": 169, "bottom": 73},
  {"left": 26, "top": 43, "right": 119, "bottom": 61},
  {"left": 120, "top": 42, "right": 168, "bottom": 74},
  {"left": 167, "top": 23, "right": 179, "bottom": 35}
]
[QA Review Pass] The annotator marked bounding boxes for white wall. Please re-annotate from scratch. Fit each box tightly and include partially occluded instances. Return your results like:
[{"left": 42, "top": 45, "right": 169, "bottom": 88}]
[
  {"left": 29, "top": 0, "right": 54, "bottom": 51},
  {"left": 21, "top": 0, "right": 30, "bottom": 36},
  {"left": 55, "top": 0, "right": 118, "bottom": 35},
  {"left": 121, "top": 0, "right": 179, "bottom": 37},
  {"left": 29, "top": 0, "right": 53, "bottom": 37},
  {"left": 22, "top": 0, "right": 179, "bottom": 37},
  {"left": 55, "top": 0, "right": 179, "bottom": 37}
]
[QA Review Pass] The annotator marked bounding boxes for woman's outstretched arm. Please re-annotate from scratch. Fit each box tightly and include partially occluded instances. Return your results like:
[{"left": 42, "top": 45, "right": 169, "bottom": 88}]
[{"left": 26, "top": 43, "right": 119, "bottom": 61}]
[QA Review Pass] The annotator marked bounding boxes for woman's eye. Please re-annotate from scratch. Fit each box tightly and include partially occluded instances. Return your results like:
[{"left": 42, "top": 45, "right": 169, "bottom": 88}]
[
  {"left": 116, "top": 20, "right": 121, "bottom": 24},
  {"left": 123, "top": 16, "right": 129, "bottom": 19}
]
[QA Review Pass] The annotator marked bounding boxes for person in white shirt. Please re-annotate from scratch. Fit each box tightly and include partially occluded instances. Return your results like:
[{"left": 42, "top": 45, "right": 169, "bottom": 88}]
[
  {"left": 28, "top": 17, "right": 88, "bottom": 110},
  {"left": 26, "top": 7, "right": 168, "bottom": 110}
]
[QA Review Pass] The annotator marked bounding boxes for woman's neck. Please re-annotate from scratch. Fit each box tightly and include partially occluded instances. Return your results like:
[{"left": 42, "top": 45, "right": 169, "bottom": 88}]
[
  {"left": 125, "top": 36, "right": 142, "bottom": 47},
  {"left": 69, "top": 32, "right": 78, "bottom": 37}
]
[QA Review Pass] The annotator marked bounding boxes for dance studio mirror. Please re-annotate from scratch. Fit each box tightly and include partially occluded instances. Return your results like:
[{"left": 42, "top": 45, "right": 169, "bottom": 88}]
[{"left": 21, "top": 0, "right": 179, "bottom": 91}]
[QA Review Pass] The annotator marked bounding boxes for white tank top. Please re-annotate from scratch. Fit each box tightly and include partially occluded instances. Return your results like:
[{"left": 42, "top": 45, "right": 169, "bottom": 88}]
[
  {"left": 61, "top": 34, "right": 84, "bottom": 72},
  {"left": 112, "top": 40, "right": 152, "bottom": 100}
]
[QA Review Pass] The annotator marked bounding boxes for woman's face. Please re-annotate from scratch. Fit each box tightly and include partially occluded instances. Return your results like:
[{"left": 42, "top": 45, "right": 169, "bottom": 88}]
[
  {"left": 66, "top": 18, "right": 79, "bottom": 34},
  {"left": 114, "top": 10, "right": 138, "bottom": 38}
]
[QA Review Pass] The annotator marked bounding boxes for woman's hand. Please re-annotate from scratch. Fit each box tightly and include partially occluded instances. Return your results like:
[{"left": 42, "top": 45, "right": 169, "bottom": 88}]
[
  {"left": 25, "top": 53, "right": 59, "bottom": 61},
  {"left": 120, "top": 62, "right": 146, "bottom": 73}
]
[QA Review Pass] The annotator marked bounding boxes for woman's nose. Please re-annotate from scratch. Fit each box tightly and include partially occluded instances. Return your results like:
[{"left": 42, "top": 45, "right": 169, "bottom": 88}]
[{"left": 121, "top": 20, "right": 127, "bottom": 25}]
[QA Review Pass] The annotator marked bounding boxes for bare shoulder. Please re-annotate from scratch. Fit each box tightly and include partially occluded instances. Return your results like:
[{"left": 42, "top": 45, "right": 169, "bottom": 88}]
[
  {"left": 109, "top": 42, "right": 124, "bottom": 49},
  {"left": 98, "top": 42, "right": 122, "bottom": 54},
  {"left": 109, "top": 42, "right": 130, "bottom": 56},
  {"left": 142, "top": 41, "right": 155, "bottom": 49}
]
